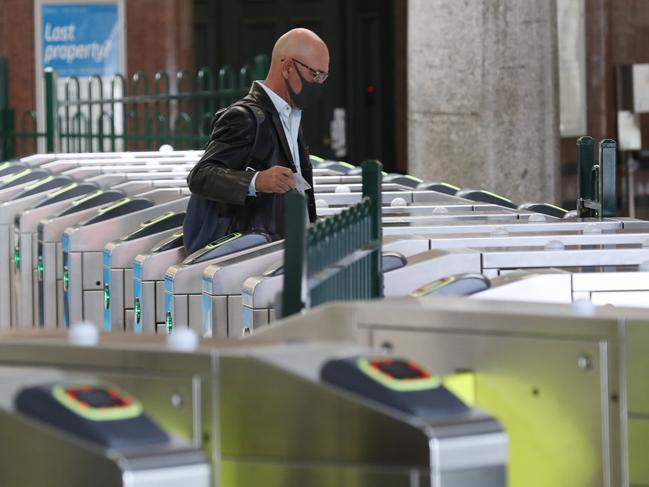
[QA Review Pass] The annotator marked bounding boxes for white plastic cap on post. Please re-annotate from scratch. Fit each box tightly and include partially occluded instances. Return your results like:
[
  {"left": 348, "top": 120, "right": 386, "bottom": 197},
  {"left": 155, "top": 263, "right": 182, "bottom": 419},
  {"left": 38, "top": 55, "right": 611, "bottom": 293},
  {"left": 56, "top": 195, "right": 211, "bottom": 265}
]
[
  {"left": 159, "top": 144, "right": 174, "bottom": 153},
  {"left": 544, "top": 240, "right": 565, "bottom": 251},
  {"left": 166, "top": 327, "right": 199, "bottom": 352},
  {"left": 572, "top": 299, "right": 596, "bottom": 316},
  {"left": 390, "top": 197, "right": 408, "bottom": 207},
  {"left": 491, "top": 227, "right": 509, "bottom": 237},
  {"left": 68, "top": 321, "right": 100, "bottom": 347},
  {"left": 582, "top": 224, "right": 602, "bottom": 235},
  {"left": 315, "top": 199, "right": 329, "bottom": 208}
]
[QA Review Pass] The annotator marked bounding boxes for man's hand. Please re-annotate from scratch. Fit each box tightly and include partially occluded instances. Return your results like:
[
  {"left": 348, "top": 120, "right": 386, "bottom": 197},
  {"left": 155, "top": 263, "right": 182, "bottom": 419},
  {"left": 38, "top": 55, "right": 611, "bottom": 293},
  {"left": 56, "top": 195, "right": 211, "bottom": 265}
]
[{"left": 255, "top": 166, "right": 295, "bottom": 193}]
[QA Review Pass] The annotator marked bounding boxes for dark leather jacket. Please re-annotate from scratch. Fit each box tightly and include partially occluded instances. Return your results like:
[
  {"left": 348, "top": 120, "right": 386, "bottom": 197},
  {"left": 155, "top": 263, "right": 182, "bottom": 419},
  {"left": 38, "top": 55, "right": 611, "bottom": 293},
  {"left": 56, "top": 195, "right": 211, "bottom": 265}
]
[{"left": 183, "top": 82, "right": 317, "bottom": 252}]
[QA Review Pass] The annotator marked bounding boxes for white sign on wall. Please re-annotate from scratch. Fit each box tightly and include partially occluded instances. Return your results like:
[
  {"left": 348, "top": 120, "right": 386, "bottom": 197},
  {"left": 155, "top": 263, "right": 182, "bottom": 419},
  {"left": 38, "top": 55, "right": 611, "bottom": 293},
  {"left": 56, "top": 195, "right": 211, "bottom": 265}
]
[
  {"left": 633, "top": 64, "right": 649, "bottom": 113},
  {"left": 557, "top": 0, "right": 587, "bottom": 137},
  {"left": 34, "top": 0, "right": 126, "bottom": 152}
]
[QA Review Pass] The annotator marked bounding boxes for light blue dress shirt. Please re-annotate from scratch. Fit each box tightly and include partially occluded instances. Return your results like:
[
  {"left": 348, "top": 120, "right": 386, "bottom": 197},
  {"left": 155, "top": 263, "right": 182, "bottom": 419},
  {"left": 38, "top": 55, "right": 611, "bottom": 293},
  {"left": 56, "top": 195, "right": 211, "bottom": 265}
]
[{"left": 248, "top": 81, "right": 303, "bottom": 196}]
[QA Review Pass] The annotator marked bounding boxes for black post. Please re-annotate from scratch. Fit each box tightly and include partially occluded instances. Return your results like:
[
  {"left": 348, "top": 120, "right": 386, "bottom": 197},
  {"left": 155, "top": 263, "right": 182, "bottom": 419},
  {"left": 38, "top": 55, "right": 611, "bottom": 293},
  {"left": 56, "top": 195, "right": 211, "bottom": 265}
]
[
  {"left": 599, "top": 139, "right": 617, "bottom": 218},
  {"left": 577, "top": 136, "right": 595, "bottom": 218}
]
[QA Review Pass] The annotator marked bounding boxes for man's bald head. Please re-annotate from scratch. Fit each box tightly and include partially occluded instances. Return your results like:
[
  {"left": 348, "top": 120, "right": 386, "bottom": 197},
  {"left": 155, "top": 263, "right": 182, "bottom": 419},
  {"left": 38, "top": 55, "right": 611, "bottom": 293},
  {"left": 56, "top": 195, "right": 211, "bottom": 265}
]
[
  {"left": 271, "top": 28, "right": 329, "bottom": 73},
  {"left": 263, "top": 28, "right": 329, "bottom": 106}
]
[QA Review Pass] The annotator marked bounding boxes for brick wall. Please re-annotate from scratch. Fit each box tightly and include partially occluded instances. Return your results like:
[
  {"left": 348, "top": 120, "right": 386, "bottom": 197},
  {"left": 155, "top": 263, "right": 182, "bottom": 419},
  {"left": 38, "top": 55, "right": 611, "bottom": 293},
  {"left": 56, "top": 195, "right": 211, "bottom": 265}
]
[{"left": 0, "top": 0, "right": 193, "bottom": 124}]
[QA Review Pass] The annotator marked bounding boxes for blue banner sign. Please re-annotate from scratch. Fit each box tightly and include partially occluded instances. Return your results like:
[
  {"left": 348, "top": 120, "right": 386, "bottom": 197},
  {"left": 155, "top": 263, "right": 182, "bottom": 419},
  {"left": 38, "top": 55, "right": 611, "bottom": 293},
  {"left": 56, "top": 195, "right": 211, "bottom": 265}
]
[{"left": 42, "top": 3, "right": 120, "bottom": 77}]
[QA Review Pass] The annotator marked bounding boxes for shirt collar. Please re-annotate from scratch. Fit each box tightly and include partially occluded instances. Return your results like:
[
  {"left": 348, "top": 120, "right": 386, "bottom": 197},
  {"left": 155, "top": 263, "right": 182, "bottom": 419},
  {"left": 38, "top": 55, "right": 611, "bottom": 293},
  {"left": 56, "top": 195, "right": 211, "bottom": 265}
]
[{"left": 255, "top": 80, "right": 301, "bottom": 118}]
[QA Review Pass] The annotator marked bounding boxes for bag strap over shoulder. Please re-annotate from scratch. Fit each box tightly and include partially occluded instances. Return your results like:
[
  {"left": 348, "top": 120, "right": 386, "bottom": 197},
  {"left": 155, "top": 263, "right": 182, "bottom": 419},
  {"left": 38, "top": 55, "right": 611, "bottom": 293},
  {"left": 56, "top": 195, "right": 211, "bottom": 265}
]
[{"left": 207, "top": 102, "right": 265, "bottom": 170}]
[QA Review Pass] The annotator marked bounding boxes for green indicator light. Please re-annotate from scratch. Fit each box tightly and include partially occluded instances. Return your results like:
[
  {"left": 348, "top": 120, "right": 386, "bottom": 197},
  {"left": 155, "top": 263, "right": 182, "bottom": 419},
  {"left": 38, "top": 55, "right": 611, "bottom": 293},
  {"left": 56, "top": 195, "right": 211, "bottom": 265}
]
[
  {"left": 37, "top": 257, "right": 44, "bottom": 281},
  {"left": 165, "top": 312, "right": 173, "bottom": 334},
  {"left": 103, "top": 285, "right": 110, "bottom": 309},
  {"left": 410, "top": 276, "right": 455, "bottom": 298},
  {"left": 134, "top": 298, "right": 141, "bottom": 324},
  {"left": 13, "top": 247, "right": 20, "bottom": 269},
  {"left": 141, "top": 211, "right": 174, "bottom": 228},
  {"left": 481, "top": 190, "right": 513, "bottom": 204},
  {"left": 405, "top": 175, "right": 424, "bottom": 183},
  {"left": 3, "top": 168, "right": 31, "bottom": 184},
  {"left": 47, "top": 182, "right": 77, "bottom": 198},
  {"left": 206, "top": 232, "right": 241, "bottom": 250},
  {"left": 440, "top": 182, "right": 461, "bottom": 191},
  {"left": 72, "top": 189, "right": 102, "bottom": 206},
  {"left": 63, "top": 267, "right": 70, "bottom": 291},
  {"left": 23, "top": 175, "right": 54, "bottom": 191},
  {"left": 98, "top": 197, "right": 130, "bottom": 214}
]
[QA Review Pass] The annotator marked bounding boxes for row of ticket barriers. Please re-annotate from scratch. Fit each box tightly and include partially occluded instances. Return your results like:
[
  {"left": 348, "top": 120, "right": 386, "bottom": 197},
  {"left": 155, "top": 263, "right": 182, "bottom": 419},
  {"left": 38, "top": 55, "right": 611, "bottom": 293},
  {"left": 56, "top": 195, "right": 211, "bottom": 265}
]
[{"left": 0, "top": 144, "right": 647, "bottom": 486}]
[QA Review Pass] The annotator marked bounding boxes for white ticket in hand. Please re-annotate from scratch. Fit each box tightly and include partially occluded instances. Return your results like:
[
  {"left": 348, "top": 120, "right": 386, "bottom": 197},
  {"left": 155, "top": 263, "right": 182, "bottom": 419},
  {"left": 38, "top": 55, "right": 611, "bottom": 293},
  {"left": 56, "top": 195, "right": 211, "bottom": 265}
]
[{"left": 293, "top": 172, "right": 312, "bottom": 193}]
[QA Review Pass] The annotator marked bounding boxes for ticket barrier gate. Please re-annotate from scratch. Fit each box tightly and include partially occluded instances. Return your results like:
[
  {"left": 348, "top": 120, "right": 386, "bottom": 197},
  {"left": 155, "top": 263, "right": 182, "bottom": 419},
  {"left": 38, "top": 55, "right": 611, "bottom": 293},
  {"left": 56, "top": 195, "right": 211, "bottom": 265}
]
[
  {"left": 199, "top": 240, "right": 416, "bottom": 338},
  {"left": 517, "top": 202, "right": 569, "bottom": 219},
  {"left": 63, "top": 191, "right": 190, "bottom": 327},
  {"left": 456, "top": 188, "right": 518, "bottom": 209},
  {"left": 163, "top": 233, "right": 274, "bottom": 334},
  {"left": 10, "top": 180, "right": 106, "bottom": 328},
  {"left": 14, "top": 165, "right": 373, "bottom": 329},
  {"left": 316, "top": 201, "right": 514, "bottom": 217},
  {"left": 10, "top": 149, "right": 203, "bottom": 167},
  {"left": 424, "top": 229, "right": 649, "bottom": 250},
  {"left": 0, "top": 159, "right": 195, "bottom": 194},
  {"left": 375, "top": 230, "right": 649, "bottom": 292},
  {"left": 38, "top": 181, "right": 191, "bottom": 328},
  {"left": 467, "top": 269, "right": 649, "bottom": 308},
  {"left": 456, "top": 188, "right": 570, "bottom": 219},
  {"left": 313, "top": 189, "right": 481, "bottom": 207},
  {"left": 132, "top": 232, "right": 186, "bottom": 334},
  {"left": 201, "top": 240, "right": 284, "bottom": 337},
  {"left": 239, "top": 239, "right": 431, "bottom": 335},
  {"left": 379, "top": 208, "right": 536, "bottom": 224},
  {"left": 103, "top": 212, "right": 186, "bottom": 332},
  {"left": 140, "top": 236, "right": 420, "bottom": 336},
  {"left": 313, "top": 182, "right": 411, "bottom": 193},
  {"left": 10, "top": 173, "right": 192, "bottom": 328},
  {"left": 383, "top": 217, "right": 649, "bottom": 237},
  {"left": 0, "top": 332, "right": 506, "bottom": 487},
  {"left": 384, "top": 244, "right": 649, "bottom": 302},
  {"left": 251, "top": 299, "right": 648, "bottom": 487},
  {"left": 240, "top": 231, "right": 649, "bottom": 332},
  {"left": 417, "top": 181, "right": 462, "bottom": 195},
  {"left": 0, "top": 369, "right": 210, "bottom": 486}
]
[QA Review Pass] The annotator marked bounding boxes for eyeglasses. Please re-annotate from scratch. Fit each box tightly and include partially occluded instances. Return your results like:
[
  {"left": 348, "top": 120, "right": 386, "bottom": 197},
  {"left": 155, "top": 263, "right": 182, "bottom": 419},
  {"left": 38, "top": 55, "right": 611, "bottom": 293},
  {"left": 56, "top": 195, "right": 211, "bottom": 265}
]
[{"left": 284, "top": 57, "right": 328, "bottom": 83}]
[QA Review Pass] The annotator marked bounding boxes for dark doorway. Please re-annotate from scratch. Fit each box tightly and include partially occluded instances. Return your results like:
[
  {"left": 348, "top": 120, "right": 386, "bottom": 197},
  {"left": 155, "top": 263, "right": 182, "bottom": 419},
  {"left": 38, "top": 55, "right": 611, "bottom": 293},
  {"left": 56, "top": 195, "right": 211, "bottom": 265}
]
[{"left": 193, "top": 0, "right": 401, "bottom": 171}]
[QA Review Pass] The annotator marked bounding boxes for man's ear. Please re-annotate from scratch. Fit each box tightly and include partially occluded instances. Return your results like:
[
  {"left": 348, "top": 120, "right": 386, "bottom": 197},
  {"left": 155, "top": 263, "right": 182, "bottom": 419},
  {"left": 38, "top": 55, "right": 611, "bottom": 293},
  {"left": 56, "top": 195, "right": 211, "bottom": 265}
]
[{"left": 281, "top": 59, "right": 292, "bottom": 79}]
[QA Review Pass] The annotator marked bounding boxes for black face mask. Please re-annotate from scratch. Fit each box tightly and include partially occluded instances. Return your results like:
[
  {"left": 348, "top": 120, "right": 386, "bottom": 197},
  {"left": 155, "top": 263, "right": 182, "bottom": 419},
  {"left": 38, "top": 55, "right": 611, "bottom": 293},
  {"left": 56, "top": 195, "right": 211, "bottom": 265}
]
[{"left": 285, "top": 65, "right": 324, "bottom": 109}]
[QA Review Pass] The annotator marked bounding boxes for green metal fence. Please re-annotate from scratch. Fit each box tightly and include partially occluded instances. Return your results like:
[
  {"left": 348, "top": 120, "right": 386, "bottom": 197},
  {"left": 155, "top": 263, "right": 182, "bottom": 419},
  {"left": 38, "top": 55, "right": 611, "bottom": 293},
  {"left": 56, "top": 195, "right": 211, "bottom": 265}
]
[
  {"left": 0, "top": 57, "right": 43, "bottom": 159},
  {"left": 281, "top": 160, "right": 383, "bottom": 318},
  {"left": 0, "top": 54, "right": 269, "bottom": 158}
]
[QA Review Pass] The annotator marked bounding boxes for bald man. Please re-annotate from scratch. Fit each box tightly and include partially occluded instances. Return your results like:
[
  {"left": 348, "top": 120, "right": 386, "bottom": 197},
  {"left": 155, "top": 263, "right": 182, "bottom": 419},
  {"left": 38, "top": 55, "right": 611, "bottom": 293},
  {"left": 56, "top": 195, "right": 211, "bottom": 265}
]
[{"left": 183, "top": 28, "right": 329, "bottom": 253}]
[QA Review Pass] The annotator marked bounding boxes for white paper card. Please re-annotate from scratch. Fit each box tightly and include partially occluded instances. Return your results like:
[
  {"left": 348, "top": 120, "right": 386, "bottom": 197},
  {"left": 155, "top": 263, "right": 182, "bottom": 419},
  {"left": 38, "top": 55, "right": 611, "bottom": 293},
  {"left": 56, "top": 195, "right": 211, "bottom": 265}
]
[{"left": 293, "top": 172, "right": 311, "bottom": 193}]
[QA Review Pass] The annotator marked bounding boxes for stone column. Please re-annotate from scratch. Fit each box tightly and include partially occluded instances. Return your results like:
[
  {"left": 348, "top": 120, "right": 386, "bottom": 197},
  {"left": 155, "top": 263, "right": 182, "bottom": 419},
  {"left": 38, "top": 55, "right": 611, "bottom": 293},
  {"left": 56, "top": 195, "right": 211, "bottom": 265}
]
[{"left": 408, "top": 0, "right": 560, "bottom": 204}]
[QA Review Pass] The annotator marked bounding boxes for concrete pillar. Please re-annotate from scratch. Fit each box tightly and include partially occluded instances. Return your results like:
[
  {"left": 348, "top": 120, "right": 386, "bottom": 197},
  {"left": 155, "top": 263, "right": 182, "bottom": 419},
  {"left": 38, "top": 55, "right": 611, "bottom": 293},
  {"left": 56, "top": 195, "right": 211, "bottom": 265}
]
[{"left": 408, "top": 0, "right": 560, "bottom": 204}]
